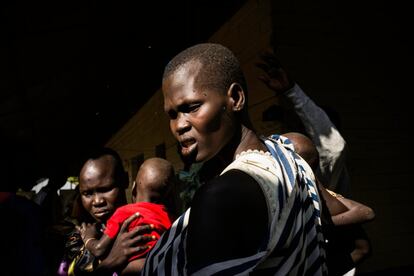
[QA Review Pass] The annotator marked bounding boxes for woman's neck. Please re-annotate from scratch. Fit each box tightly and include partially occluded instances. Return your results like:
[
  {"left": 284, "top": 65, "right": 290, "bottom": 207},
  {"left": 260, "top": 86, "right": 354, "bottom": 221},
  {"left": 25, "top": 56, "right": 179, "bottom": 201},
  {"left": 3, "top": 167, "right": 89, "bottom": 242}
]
[
  {"left": 234, "top": 126, "right": 267, "bottom": 157},
  {"left": 218, "top": 125, "right": 267, "bottom": 164}
]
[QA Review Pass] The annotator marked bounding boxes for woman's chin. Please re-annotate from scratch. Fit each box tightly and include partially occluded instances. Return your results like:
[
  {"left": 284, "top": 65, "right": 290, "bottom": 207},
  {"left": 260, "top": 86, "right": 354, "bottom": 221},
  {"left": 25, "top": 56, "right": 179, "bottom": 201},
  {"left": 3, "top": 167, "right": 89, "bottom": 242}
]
[{"left": 181, "top": 147, "right": 199, "bottom": 163}]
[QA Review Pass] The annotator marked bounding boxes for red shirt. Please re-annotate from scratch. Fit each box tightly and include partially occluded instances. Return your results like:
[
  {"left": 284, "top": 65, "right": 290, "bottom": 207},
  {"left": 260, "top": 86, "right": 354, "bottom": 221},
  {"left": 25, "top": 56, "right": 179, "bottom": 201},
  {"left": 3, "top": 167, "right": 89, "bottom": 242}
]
[{"left": 104, "top": 202, "right": 173, "bottom": 261}]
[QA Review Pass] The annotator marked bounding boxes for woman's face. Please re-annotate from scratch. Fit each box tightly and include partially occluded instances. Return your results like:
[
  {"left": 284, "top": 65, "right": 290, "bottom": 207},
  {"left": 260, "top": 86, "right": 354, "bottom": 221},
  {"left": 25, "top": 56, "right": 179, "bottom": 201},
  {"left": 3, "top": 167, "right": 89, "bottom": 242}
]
[
  {"left": 79, "top": 156, "right": 124, "bottom": 223},
  {"left": 163, "top": 61, "right": 236, "bottom": 164}
]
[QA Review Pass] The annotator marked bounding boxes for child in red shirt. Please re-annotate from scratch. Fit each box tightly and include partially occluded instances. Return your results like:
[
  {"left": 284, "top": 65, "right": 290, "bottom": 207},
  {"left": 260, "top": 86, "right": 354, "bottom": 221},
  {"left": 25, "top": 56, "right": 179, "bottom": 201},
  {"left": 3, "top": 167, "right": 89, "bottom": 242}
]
[{"left": 79, "top": 157, "right": 180, "bottom": 269}]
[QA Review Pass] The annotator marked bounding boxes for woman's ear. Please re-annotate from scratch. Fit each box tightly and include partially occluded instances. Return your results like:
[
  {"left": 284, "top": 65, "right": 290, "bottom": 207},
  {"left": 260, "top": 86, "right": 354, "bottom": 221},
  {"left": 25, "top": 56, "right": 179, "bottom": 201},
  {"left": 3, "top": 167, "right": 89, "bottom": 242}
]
[{"left": 226, "top": 83, "right": 245, "bottom": 112}]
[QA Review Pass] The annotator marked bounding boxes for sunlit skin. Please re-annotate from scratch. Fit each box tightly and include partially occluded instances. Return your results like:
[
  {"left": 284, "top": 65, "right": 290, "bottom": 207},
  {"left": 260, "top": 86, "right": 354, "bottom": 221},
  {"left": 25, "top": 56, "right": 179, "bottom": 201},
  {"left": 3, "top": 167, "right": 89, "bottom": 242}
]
[
  {"left": 150, "top": 45, "right": 281, "bottom": 274},
  {"left": 79, "top": 155, "right": 125, "bottom": 223},
  {"left": 163, "top": 60, "right": 238, "bottom": 164}
]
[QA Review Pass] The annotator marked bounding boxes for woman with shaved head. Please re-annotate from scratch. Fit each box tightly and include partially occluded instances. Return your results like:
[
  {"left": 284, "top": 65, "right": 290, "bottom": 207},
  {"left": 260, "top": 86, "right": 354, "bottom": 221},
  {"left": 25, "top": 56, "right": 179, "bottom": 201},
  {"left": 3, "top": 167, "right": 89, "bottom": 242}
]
[
  {"left": 58, "top": 148, "right": 155, "bottom": 275},
  {"left": 77, "top": 157, "right": 179, "bottom": 274},
  {"left": 142, "top": 43, "right": 327, "bottom": 275}
]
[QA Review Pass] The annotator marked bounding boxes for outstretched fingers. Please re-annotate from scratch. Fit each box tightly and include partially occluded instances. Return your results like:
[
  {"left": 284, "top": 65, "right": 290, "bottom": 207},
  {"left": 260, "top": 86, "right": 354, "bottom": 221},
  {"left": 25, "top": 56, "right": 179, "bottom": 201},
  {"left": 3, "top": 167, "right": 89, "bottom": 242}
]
[
  {"left": 129, "top": 224, "right": 157, "bottom": 246},
  {"left": 116, "top": 213, "right": 157, "bottom": 255},
  {"left": 119, "top": 212, "right": 141, "bottom": 234}
]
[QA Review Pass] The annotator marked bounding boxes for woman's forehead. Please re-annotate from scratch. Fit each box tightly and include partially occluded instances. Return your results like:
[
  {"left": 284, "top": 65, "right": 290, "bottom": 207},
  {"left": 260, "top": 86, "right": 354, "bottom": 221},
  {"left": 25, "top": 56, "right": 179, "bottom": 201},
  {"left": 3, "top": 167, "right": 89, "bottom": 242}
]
[
  {"left": 80, "top": 159, "right": 117, "bottom": 187},
  {"left": 81, "top": 158, "right": 113, "bottom": 177},
  {"left": 163, "top": 71, "right": 201, "bottom": 103},
  {"left": 165, "top": 60, "right": 202, "bottom": 86}
]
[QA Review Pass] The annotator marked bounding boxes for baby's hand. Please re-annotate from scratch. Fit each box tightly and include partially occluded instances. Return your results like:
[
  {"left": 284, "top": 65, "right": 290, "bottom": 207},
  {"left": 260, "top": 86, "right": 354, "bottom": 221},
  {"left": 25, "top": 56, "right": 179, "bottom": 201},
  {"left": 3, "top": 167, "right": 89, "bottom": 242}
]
[{"left": 77, "top": 222, "right": 98, "bottom": 242}]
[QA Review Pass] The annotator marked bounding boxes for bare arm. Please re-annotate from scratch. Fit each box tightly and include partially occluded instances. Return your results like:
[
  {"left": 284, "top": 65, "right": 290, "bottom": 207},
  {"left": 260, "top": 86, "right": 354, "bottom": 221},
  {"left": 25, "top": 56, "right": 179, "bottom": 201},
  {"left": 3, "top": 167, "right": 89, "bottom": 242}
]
[
  {"left": 331, "top": 196, "right": 375, "bottom": 226},
  {"left": 318, "top": 180, "right": 374, "bottom": 266},
  {"left": 318, "top": 182, "right": 348, "bottom": 216},
  {"left": 187, "top": 170, "right": 268, "bottom": 273},
  {"left": 317, "top": 180, "right": 375, "bottom": 226},
  {"left": 257, "top": 49, "right": 348, "bottom": 193},
  {"left": 78, "top": 222, "right": 113, "bottom": 258},
  {"left": 120, "top": 258, "right": 146, "bottom": 275},
  {"left": 84, "top": 234, "right": 112, "bottom": 259}
]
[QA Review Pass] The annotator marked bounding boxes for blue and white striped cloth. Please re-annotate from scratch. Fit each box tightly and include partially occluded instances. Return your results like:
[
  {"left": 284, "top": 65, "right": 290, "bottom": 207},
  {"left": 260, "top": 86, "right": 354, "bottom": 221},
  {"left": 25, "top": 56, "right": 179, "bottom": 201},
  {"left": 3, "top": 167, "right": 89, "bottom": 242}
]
[{"left": 142, "top": 135, "right": 327, "bottom": 275}]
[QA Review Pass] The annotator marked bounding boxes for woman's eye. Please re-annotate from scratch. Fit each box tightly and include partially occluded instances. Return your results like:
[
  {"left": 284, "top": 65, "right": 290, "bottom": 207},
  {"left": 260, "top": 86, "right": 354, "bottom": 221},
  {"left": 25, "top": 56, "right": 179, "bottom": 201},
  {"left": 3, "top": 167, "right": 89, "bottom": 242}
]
[
  {"left": 188, "top": 104, "right": 201, "bottom": 112},
  {"left": 82, "top": 192, "right": 92, "bottom": 197},
  {"left": 177, "top": 103, "right": 201, "bottom": 114},
  {"left": 98, "top": 187, "right": 114, "bottom": 194}
]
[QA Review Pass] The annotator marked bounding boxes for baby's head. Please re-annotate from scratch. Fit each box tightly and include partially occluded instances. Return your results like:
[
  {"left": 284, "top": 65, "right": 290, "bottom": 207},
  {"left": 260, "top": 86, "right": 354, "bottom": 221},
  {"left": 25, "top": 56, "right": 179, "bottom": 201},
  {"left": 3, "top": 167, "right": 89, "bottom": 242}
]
[
  {"left": 132, "top": 157, "right": 178, "bottom": 209},
  {"left": 282, "top": 132, "right": 319, "bottom": 170}
]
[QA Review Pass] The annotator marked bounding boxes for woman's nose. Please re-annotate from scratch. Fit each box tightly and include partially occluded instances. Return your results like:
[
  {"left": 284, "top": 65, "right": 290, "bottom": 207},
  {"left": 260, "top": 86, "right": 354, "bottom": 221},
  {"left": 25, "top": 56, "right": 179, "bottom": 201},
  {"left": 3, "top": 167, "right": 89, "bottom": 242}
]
[
  {"left": 92, "top": 193, "right": 104, "bottom": 205},
  {"left": 175, "top": 113, "right": 190, "bottom": 135}
]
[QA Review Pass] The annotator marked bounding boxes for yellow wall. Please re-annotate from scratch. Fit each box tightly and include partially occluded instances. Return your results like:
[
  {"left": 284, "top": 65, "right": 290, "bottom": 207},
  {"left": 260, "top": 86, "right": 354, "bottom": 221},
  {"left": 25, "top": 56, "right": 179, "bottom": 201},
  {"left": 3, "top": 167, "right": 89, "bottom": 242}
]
[{"left": 106, "top": 0, "right": 280, "bottom": 178}]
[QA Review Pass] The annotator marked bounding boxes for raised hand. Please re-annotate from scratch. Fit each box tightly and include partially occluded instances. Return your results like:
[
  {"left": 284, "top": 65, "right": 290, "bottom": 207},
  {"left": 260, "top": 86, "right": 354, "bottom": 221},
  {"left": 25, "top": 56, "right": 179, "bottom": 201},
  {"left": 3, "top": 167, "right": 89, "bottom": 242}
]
[{"left": 256, "top": 49, "right": 293, "bottom": 94}]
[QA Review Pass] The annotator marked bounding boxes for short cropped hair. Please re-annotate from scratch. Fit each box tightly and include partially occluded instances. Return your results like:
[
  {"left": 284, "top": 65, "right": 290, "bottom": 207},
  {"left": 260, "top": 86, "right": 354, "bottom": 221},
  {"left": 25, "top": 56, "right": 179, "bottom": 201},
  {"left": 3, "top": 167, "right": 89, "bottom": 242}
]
[
  {"left": 163, "top": 43, "right": 247, "bottom": 95},
  {"left": 81, "top": 147, "right": 128, "bottom": 188}
]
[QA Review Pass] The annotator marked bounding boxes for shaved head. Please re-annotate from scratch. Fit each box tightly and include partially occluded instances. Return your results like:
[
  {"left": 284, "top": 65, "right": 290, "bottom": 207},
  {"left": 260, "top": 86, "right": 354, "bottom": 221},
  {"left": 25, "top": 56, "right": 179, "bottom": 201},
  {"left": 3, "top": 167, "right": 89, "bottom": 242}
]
[
  {"left": 134, "top": 157, "right": 176, "bottom": 204},
  {"left": 163, "top": 43, "right": 247, "bottom": 94},
  {"left": 78, "top": 149, "right": 128, "bottom": 223}
]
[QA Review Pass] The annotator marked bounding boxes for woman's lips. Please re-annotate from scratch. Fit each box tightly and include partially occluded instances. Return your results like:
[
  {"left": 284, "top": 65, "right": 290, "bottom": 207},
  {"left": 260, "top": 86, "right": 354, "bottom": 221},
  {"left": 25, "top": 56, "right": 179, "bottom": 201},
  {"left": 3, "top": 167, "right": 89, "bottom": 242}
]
[
  {"left": 180, "top": 138, "right": 196, "bottom": 156},
  {"left": 94, "top": 210, "right": 109, "bottom": 218}
]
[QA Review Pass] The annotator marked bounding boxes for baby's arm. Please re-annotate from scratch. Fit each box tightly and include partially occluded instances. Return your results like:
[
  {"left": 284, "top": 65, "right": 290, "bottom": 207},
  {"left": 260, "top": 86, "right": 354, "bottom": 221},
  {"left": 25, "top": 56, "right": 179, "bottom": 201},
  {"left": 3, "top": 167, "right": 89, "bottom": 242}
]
[
  {"left": 331, "top": 196, "right": 375, "bottom": 226},
  {"left": 319, "top": 184, "right": 375, "bottom": 225},
  {"left": 120, "top": 258, "right": 146, "bottom": 275},
  {"left": 78, "top": 222, "right": 112, "bottom": 258},
  {"left": 317, "top": 181, "right": 348, "bottom": 216},
  {"left": 84, "top": 233, "right": 112, "bottom": 259}
]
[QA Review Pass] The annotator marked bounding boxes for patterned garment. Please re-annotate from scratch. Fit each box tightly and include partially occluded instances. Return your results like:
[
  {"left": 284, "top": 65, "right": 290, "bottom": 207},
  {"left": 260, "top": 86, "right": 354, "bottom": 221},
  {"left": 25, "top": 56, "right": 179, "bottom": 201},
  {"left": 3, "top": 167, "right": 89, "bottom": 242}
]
[
  {"left": 60, "top": 228, "right": 100, "bottom": 276},
  {"left": 58, "top": 223, "right": 117, "bottom": 276},
  {"left": 142, "top": 135, "right": 327, "bottom": 276}
]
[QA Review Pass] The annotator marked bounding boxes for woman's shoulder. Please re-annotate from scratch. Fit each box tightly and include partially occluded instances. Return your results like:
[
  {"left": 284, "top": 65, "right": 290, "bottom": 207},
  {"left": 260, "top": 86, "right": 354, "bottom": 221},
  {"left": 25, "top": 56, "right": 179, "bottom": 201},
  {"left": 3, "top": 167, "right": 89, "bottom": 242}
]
[
  {"left": 225, "top": 149, "right": 277, "bottom": 174},
  {"left": 222, "top": 147, "right": 288, "bottom": 220},
  {"left": 189, "top": 170, "right": 268, "bottom": 230},
  {"left": 197, "top": 169, "right": 263, "bottom": 199},
  {"left": 221, "top": 149, "right": 281, "bottom": 192}
]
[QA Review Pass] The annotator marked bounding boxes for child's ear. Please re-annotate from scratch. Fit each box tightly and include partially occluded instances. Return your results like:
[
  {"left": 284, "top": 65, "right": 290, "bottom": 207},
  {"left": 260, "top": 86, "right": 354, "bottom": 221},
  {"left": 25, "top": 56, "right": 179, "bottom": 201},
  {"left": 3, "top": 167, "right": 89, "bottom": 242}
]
[
  {"left": 131, "top": 180, "right": 137, "bottom": 201},
  {"left": 226, "top": 83, "right": 245, "bottom": 112}
]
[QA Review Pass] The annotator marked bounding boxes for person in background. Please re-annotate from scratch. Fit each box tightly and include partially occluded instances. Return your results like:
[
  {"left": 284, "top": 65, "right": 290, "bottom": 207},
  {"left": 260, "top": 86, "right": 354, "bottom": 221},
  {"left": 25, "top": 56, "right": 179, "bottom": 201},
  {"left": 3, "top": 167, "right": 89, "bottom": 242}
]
[
  {"left": 0, "top": 133, "right": 46, "bottom": 276},
  {"left": 58, "top": 148, "right": 154, "bottom": 276},
  {"left": 257, "top": 50, "right": 350, "bottom": 196},
  {"left": 78, "top": 157, "right": 179, "bottom": 274},
  {"left": 283, "top": 132, "right": 375, "bottom": 276}
]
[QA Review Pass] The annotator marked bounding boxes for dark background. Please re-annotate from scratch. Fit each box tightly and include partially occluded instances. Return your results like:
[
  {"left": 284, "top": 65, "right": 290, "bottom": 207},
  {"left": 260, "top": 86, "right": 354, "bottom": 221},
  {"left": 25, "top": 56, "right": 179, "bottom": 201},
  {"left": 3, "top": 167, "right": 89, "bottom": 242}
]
[{"left": 0, "top": 0, "right": 246, "bottom": 184}]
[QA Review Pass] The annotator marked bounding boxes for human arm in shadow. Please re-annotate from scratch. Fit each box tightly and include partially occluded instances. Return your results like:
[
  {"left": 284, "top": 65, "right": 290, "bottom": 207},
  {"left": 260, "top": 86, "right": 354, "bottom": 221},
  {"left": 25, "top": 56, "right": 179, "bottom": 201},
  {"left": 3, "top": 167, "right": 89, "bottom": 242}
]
[
  {"left": 318, "top": 181, "right": 374, "bottom": 265},
  {"left": 186, "top": 169, "right": 268, "bottom": 273},
  {"left": 257, "top": 49, "right": 349, "bottom": 194},
  {"left": 350, "top": 231, "right": 372, "bottom": 265}
]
